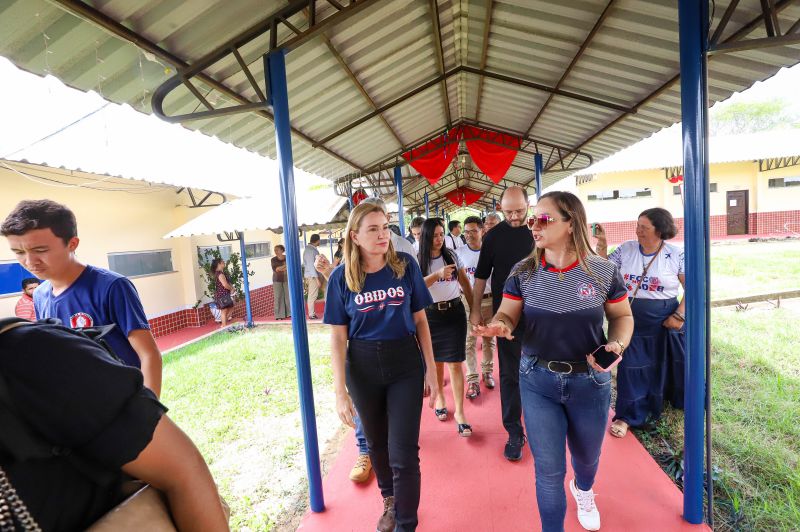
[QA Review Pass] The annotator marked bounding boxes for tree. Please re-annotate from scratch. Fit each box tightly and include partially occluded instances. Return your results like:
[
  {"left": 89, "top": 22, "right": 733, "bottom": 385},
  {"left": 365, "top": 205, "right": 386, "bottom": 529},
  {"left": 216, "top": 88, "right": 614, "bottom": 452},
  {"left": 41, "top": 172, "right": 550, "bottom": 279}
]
[{"left": 710, "top": 98, "right": 798, "bottom": 135}]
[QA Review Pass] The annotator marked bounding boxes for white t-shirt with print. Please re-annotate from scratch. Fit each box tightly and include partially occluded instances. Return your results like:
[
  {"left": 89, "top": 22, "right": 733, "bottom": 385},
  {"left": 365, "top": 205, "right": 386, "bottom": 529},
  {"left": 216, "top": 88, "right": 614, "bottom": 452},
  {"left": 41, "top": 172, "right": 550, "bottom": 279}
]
[
  {"left": 426, "top": 253, "right": 464, "bottom": 302},
  {"left": 455, "top": 245, "right": 491, "bottom": 295},
  {"left": 608, "top": 240, "right": 685, "bottom": 299},
  {"left": 445, "top": 234, "right": 465, "bottom": 250}
]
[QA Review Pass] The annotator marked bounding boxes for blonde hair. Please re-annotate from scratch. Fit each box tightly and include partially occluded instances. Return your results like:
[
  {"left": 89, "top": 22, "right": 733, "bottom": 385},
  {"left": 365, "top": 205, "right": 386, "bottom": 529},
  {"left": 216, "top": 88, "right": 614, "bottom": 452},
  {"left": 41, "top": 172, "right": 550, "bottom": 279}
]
[
  {"left": 514, "top": 191, "right": 605, "bottom": 289},
  {"left": 344, "top": 202, "right": 407, "bottom": 292}
]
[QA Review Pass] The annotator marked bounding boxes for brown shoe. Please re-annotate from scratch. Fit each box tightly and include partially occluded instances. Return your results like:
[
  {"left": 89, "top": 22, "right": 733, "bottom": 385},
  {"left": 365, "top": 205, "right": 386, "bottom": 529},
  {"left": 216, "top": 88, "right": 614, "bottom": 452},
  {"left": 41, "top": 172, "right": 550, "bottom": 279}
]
[
  {"left": 376, "top": 496, "right": 395, "bottom": 532},
  {"left": 483, "top": 372, "right": 496, "bottom": 389},
  {"left": 349, "top": 454, "right": 372, "bottom": 483},
  {"left": 466, "top": 381, "right": 480, "bottom": 399}
]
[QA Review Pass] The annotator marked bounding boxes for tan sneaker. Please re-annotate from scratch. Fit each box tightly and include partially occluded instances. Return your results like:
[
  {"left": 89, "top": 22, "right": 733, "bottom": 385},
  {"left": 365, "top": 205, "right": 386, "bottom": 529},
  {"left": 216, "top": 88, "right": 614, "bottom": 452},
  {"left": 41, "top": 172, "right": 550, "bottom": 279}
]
[
  {"left": 376, "top": 496, "right": 396, "bottom": 532},
  {"left": 349, "top": 454, "right": 372, "bottom": 483}
]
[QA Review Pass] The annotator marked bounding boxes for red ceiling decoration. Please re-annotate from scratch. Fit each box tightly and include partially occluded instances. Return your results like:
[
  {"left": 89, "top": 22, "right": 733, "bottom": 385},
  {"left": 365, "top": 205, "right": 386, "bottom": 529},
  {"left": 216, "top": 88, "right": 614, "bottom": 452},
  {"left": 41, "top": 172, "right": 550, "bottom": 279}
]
[
  {"left": 667, "top": 174, "right": 684, "bottom": 184},
  {"left": 351, "top": 189, "right": 368, "bottom": 206},
  {"left": 445, "top": 187, "right": 484, "bottom": 207},
  {"left": 401, "top": 127, "right": 460, "bottom": 186},
  {"left": 462, "top": 125, "right": 521, "bottom": 184}
]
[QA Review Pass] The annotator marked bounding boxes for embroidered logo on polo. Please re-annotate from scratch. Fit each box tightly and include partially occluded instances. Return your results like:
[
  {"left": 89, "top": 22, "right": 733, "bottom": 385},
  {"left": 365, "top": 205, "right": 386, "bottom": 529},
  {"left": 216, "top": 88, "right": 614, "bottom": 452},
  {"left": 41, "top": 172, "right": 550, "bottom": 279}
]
[
  {"left": 354, "top": 287, "right": 405, "bottom": 312},
  {"left": 70, "top": 312, "right": 94, "bottom": 328},
  {"left": 577, "top": 282, "right": 597, "bottom": 301}
]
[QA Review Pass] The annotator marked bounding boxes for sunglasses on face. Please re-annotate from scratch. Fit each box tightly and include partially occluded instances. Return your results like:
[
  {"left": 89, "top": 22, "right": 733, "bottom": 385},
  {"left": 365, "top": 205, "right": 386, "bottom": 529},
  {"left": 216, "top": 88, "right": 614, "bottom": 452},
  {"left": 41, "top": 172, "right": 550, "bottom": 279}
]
[{"left": 526, "top": 214, "right": 560, "bottom": 228}]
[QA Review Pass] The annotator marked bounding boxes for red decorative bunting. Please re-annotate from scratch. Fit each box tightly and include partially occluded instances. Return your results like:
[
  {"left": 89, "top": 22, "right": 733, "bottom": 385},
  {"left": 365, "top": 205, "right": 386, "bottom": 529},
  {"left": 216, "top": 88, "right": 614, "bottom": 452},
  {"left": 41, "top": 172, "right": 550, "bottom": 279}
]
[
  {"left": 462, "top": 125, "right": 521, "bottom": 184},
  {"left": 352, "top": 189, "right": 368, "bottom": 206},
  {"left": 445, "top": 187, "right": 484, "bottom": 207},
  {"left": 667, "top": 174, "right": 684, "bottom": 184},
  {"left": 401, "top": 127, "right": 460, "bottom": 186}
]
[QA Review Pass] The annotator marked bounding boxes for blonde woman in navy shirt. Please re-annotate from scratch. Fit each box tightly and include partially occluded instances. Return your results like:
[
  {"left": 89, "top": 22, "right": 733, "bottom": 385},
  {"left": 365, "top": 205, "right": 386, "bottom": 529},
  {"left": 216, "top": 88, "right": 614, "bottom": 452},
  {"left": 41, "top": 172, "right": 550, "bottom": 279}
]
[
  {"left": 324, "top": 201, "right": 438, "bottom": 532},
  {"left": 474, "top": 192, "right": 633, "bottom": 532}
]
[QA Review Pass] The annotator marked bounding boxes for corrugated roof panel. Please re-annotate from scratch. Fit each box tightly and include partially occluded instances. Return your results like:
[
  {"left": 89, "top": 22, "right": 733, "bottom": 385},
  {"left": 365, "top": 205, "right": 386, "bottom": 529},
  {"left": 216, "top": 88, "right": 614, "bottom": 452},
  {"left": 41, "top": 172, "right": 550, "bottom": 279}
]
[{"left": 1, "top": 0, "right": 798, "bottom": 203}]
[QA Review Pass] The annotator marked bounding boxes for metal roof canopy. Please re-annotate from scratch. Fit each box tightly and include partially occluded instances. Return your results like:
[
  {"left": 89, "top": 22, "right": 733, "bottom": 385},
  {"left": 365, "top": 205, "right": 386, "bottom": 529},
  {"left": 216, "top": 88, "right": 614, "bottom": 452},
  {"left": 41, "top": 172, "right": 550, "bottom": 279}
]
[{"left": 2, "top": 0, "right": 798, "bottom": 213}]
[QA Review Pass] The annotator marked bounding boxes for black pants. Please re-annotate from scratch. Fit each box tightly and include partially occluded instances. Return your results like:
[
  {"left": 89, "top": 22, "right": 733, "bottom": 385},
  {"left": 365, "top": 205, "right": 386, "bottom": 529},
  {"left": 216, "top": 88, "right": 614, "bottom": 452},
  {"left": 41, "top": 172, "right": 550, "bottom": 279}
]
[
  {"left": 346, "top": 336, "right": 424, "bottom": 532},
  {"left": 497, "top": 336, "right": 524, "bottom": 439}
]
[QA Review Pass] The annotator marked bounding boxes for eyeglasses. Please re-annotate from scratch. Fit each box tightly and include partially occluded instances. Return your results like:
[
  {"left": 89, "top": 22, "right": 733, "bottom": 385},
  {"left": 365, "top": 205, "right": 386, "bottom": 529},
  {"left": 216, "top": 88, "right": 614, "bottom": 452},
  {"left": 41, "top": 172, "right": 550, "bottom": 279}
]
[
  {"left": 463, "top": 229, "right": 480, "bottom": 235},
  {"left": 526, "top": 214, "right": 560, "bottom": 228},
  {"left": 502, "top": 207, "right": 529, "bottom": 220}
]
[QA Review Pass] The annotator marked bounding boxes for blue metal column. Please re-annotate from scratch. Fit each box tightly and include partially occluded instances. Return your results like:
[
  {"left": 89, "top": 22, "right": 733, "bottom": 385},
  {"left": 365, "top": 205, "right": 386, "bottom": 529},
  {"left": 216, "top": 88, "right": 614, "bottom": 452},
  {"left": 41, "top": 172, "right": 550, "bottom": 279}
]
[
  {"left": 534, "top": 153, "right": 543, "bottom": 199},
  {"left": 434, "top": 202, "right": 439, "bottom": 217},
  {"left": 395, "top": 166, "right": 405, "bottom": 236},
  {"left": 678, "top": 0, "right": 710, "bottom": 524},
  {"left": 238, "top": 234, "right": 254, "bottom": 327},
  {"left": 424, "top": 191, "right": 430, "bottom": 218},
  {"left": 264, "top": 50, "right": 324, "bottom": 512},
  {"left": 492, "top": 197, "right": 496, "bottom": 212}
]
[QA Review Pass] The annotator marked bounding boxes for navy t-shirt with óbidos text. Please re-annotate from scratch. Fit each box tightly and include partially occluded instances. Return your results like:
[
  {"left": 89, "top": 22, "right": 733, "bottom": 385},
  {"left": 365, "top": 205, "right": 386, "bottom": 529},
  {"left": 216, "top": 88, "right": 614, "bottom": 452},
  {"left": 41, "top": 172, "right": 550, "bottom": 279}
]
[{"left": 323, "top": 252, "right": 433, "bottom": 340}]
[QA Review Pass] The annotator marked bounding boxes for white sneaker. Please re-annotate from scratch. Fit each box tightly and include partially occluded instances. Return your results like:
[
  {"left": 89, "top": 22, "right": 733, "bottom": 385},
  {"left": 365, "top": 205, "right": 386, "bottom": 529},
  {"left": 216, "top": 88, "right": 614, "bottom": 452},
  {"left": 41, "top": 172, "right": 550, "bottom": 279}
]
[{"left": 569, "top": 478, "right": 601, "bottom": 531}]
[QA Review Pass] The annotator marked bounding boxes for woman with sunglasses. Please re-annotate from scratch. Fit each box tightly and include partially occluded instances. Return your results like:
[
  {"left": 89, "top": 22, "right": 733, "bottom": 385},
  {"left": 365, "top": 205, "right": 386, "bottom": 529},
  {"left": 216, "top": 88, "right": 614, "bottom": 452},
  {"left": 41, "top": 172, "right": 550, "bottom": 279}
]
[
  {"left": 418, "top": 218, "right": 475, "bottom": 437},
  {"left": 594, "top": 208, "right": 686, "bottom": 439},
  {"left": 474, "top": 191, "right": 633, "bottom": 532},
  {"left": 324, "top": 201, "right": 438, "bottom": 532}
]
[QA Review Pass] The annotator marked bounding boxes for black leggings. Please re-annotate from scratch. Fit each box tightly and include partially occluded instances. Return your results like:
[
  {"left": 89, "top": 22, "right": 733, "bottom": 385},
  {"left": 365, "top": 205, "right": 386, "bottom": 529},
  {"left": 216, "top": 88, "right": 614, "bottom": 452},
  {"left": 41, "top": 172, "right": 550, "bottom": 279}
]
[{"left": 346, "top": 336, "right": 424, "bottom": 532}]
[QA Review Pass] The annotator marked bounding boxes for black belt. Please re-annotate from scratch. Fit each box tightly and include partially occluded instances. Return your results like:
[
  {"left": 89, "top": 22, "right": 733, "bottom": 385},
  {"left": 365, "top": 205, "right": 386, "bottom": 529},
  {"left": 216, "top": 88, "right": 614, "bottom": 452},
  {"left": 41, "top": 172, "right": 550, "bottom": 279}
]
[
  {"left": 428, "top": 297, "right": 463, "bottom": 311},
  {"left": 533, "top": 358, "right": 590, "bottom": 374}
]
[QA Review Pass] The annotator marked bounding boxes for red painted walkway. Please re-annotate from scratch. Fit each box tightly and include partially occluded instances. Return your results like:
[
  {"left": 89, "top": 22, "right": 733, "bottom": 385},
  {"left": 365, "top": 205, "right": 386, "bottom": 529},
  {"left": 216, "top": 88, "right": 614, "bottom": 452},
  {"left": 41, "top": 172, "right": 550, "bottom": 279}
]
[{"left": 298, "top": 368, "right": 709, "bottom": 532}]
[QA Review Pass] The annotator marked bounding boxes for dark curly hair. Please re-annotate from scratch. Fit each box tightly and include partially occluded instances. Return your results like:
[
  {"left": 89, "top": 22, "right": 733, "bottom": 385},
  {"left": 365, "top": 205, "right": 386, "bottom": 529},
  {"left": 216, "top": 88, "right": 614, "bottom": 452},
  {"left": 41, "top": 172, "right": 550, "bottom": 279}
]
[
  {"left": 639, "top": 208, "right": 677, "bottom": 240},
  {"left": 1, "top": 199, "right": 77, "bottom": 245}
]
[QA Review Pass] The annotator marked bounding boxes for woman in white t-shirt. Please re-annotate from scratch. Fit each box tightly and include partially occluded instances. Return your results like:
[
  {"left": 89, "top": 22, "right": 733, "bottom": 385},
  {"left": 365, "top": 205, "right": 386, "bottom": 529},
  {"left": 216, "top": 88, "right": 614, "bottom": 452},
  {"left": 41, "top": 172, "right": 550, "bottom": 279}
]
[
  {"left": 595, "top": 207, "right": 686, "bottom": 438},
  {"left": 419, "top": 218, "right": 475, "bottom": 437}
]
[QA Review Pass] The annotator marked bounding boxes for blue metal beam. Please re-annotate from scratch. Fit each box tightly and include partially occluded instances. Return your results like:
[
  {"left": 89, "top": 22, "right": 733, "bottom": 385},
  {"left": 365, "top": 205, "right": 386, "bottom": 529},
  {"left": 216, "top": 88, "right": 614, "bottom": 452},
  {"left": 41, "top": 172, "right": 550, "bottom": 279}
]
[
  {"left": 395, "top": 165, "right": 405, "bottom": 236},
  {"left": 424, "top": 191, "right": 430, "bottom": 218},
  {"left": 678, "top": 0, "right": 710, "bottom": 524},
  {"left": 238, "top": 234, "right": 254, "bottom": 327},
  {"left": 534, "top": 153, "right": 543, "bottom": 199},
  {"left": 264, "top": 50, "right": 325, "bottom": 512}
]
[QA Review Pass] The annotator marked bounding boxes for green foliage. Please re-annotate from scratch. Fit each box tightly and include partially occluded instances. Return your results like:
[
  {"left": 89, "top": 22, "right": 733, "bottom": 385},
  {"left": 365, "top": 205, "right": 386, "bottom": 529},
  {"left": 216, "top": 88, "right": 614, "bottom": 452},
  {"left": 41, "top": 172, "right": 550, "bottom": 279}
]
[
  {"left": 196, "top": 246, "right": 254, "bottom": 300},
  {"left": 710, "top": 98, "right": 798, "bottom": 135}
]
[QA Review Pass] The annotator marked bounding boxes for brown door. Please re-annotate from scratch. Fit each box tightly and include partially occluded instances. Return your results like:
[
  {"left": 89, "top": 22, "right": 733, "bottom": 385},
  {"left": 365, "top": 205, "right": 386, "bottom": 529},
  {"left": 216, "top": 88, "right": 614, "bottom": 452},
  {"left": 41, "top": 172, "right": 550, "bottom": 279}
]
[{"left": 726, "top": 190, "right": 749, "bottom": 235}]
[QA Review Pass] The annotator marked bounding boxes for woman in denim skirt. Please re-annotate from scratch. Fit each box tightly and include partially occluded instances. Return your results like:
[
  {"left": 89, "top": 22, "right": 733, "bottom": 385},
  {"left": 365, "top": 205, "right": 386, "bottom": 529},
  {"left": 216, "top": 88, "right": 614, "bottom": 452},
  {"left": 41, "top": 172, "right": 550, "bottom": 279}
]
[{"left": 474, "top": 191, "right": 633, "bottom": 532}]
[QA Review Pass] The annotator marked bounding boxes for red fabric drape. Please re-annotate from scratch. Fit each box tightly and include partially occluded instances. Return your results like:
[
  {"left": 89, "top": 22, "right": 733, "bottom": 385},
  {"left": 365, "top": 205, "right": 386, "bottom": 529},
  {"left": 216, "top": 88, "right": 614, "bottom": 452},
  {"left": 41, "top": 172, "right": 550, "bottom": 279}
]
[
  {"left": 445, "top": 187, "right": 484, "bottom": 207},
  {"left": 352, "top": 189, "right": 368, "bottom": 206},
  {"left": 401, "top": 127, "right": 460, "bottom": 186},
  {"left": 462, "top": 125, "right": 521, "bottom": 184}
]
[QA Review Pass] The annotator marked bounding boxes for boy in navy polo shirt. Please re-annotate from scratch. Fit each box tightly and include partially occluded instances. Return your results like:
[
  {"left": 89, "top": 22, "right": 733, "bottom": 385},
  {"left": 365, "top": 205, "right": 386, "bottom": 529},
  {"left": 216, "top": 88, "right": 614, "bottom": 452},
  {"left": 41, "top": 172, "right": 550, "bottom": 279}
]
[{"left": 1, "top": 199, "right": 163, "bottom": 396}]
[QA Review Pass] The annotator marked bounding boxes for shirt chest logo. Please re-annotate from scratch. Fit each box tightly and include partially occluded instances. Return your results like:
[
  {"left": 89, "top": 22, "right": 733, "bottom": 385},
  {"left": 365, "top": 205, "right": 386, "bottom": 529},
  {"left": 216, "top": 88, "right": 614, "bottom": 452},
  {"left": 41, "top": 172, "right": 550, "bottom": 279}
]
[
  {"left": 354, "top": 287, "right": 405, "bottom": 312},
  {"left": 70, "top": 312, "right": 95, "bottom": 328},
  {"left": 576, "top": 282, "right": 597, "bottom": 301}
]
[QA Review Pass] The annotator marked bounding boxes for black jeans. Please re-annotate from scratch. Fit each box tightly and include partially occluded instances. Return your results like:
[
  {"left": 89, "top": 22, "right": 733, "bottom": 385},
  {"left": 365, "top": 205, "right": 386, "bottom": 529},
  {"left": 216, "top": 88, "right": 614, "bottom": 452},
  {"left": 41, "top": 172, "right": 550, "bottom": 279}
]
[
  {"left": 346, "top": 336, "right": 424, "bottom": 532},
  {"left": 497, "top": 336, "right": 524, "bottom": 439}
]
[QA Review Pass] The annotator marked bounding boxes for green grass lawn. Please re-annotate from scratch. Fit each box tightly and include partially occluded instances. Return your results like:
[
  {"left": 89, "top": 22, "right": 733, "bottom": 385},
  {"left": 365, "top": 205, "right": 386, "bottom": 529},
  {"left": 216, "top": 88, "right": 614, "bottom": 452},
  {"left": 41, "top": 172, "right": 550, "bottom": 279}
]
[
  {"left": 636, "top": 305, "right": 800, "bottom": 531},
  {"left": 160, "top": 324, "right": 336, "bottom": 531},
  {"left": 709, "top": 240, "right": 800, "bottom": 300}
]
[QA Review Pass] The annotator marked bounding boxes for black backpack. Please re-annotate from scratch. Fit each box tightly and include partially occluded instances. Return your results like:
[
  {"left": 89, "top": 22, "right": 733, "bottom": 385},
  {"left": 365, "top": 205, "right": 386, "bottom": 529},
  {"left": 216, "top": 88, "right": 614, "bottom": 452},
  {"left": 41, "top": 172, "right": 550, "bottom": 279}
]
[{"left": 0, "top": 317, "right": 123, "bottom": 528}]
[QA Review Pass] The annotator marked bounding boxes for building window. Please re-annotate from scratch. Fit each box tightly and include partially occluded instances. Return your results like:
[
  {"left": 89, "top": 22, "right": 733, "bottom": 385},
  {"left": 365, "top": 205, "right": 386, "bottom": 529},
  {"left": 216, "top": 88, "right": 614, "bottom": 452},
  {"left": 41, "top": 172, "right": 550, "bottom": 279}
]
[
  {"left": 198, "top": 245, "right": 232, "bottom": 261},
  {"left": 0, "top": 262, "right": 36, "bottom": 296},
  {"left": 673, "top": 185, "right": 681, "bottom": 195},
  {"left": 588, "top": 188, "right": 649, "bottom": 200},
  {"left": 769, "top": 177, "right": 800, "bottom": 188},
  {"left": 245, "top": 242, "right": 271, "bottom": 259},
  {"left": 710, "top": 182, "right": 718, "bottom": 192},
  {"left": 108, "top": 250, "right": 173, "bottom": 277}
]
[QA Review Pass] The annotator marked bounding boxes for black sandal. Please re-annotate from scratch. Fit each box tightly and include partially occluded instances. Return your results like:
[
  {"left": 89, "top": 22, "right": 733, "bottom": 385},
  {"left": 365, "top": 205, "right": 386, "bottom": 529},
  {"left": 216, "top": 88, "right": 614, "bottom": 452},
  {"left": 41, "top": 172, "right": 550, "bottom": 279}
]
[
  {"left": 435, "top": 408, "right": 448, "bottom": 421},
  {"left": 457, "top": 423, "right": 473, "bottom": 437}
]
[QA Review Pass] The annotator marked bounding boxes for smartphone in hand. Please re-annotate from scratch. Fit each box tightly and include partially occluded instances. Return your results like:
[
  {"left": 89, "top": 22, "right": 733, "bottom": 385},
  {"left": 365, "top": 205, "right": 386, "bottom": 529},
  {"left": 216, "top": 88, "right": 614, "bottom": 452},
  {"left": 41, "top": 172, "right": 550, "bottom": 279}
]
[{"left": 590, "top": 345, "right": 621, "bottom": 370}]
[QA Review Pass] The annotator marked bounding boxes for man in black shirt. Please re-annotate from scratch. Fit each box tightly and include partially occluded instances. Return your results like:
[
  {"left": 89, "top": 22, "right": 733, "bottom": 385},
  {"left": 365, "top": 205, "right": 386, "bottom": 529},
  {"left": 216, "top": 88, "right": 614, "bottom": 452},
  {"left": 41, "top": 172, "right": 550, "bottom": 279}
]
[{"left": 471, "top": 186, "right": 534, "bottom": 461}]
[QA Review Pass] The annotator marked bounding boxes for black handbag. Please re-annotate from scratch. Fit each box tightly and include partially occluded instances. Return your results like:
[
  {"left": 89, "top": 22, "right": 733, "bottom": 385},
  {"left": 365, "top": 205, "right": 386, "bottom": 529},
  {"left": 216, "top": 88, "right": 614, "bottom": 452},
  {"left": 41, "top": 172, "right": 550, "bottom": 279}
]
[{"left": 216, "top": 293, "right": 234, "bottom": 309}]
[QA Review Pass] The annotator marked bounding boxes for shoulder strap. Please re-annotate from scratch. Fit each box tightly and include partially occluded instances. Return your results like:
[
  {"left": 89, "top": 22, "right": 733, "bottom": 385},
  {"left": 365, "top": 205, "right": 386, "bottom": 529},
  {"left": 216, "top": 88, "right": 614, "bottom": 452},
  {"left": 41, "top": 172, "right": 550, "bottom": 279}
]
[{"left": 630, "top": 241, "right": 664, "bottom": 300}]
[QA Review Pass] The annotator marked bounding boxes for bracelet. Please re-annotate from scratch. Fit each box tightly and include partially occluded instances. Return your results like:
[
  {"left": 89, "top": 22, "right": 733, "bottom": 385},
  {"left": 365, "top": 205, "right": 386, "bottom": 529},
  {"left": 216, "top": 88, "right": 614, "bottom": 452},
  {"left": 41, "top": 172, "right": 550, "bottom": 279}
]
[
  {"left": 496, "top": 318, "right": 510, "bottom": 329},
  {"left": 612, "top": 339, "right": 625, "bottom": 352},
  {"left": 672, "top": 311, "right": 685, "bottom": 322}
]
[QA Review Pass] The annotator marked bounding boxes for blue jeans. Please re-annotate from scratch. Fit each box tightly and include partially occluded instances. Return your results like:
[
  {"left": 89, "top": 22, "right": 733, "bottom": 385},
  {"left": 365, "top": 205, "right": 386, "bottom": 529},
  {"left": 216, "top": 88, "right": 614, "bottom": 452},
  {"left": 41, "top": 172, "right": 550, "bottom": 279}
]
[
  {"left": 519, "top": 356, "right": 612, "bottom": 532},
  {"left": 354, "top": 412, "right": 369, "bottom": 455}
]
